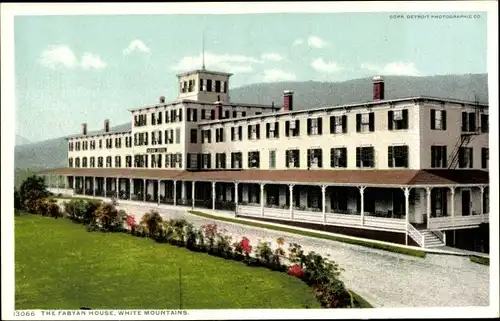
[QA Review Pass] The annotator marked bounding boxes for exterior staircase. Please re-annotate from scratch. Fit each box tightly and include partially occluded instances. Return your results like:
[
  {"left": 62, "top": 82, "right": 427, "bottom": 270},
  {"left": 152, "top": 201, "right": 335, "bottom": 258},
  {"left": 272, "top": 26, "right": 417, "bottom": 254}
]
[{"left": 420, "top": 230, "right": 446, "bottom": 248}]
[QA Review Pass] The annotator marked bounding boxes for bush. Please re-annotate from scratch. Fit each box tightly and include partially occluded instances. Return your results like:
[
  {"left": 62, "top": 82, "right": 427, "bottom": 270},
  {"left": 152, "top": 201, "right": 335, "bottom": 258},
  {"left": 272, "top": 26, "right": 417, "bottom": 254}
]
[
  {"left": 19, "top": 175, "right": 50, "bottom": 210},
  {"left": 140, "top": 211, "right": 163, "bottom": 238},
  {"left": 64, "top": 199, "right": 101, "bottom": 224},
  {"left": 92, "top": 202, "right": 126, "bottom": 232},
  {"left": 255, "top": 240, "right": 273, "bottom": 267},
  {"left": 214, "top": 229, "right": 233, "bottom": 258},
  {"left": 202, "top": 224, "right": 218, "bottom": 253},
  {"left": 14, "top": 190, "right": 22, "bottom": 210},
  {"left": 184, "top": 222, "right": 197, "bottom": 250}
]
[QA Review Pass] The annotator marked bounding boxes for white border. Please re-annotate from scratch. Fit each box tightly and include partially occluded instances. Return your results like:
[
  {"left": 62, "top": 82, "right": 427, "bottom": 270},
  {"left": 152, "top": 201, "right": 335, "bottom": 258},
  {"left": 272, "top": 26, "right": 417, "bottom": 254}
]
[{"left": 1, "top": 2, "right": 498, "bottom": 320}]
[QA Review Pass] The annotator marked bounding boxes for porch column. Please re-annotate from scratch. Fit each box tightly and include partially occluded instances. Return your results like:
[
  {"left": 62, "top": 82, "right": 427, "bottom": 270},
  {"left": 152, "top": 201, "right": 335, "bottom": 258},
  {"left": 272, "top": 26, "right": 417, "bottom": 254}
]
[
  {"left": 83, "top": 176, "right": 86, "bottom": 194},
  {"left": 104, "top": 178, "right": 107, "bottom": 197},
  {"left": 260, "top": 183, "right": 265, "bottom": 217},
  {"left": 182, "top": 181, "right": 186, "bottom": 200},
  {"left": 93, "top": 177, "right": 96, "bottom": 198},
  {"left": 403, "top": 187, "right": 411, "bottom": 245},
  {"left": 157, "top": 180, "right": 161, "bottom": 205},
  {"left": 143, "top": 179, "right": 146, "bottom": 202},
  {"left": 191, "top": 181, "right": 196, "bottom": 209},
  {"left": 449, "top": 187, "right": 455, "bottom": 226},
  {"left": 72, "top": 176, "right": 75, "bottom": 190},
  {"left": 289, "top": 184, "right": 294, "bottom": 220},
  {"left": 479, "top": 186, "right": 485, "bottom": 222},
  {"left": 65, "top": 176, "right": 68, "bottom": 189},
  {"left": 116, "top": 177, "right": 119, "bottom": 198},
  {"left": 212, "top": 181, "right": 216, "bottom": 211},
  {"left": 359, "top": 186, "right": 366, "bottom": 225},
  {"left": 321, "top": 185, "right": 327, "bottom": 224},
  {"left": 234, "top": 182, "right": 239, "bottom": 217},
  {"left": 48, "top": 175, "right": 51, "bottom": 190},
  {"left": 130, "top": 178, "right": 133, "bottom": 200},
  {"left": 173, "top": 181, "right": 177, "bottom": 206},
  {"left": 426, "top": 187, "right": 432, "bottom": 229}
]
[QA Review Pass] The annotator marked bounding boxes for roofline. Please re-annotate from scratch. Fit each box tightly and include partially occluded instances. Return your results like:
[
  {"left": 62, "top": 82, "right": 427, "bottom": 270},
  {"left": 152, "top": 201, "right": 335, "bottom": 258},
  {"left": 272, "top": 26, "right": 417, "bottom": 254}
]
[
  {"left": 176, "top": 69, "right": 233, "bottom": 78},
  {"left": 197, "top": 96, "right": 489, "bottom": 126},
  {"left": 128, "top": 99, "right": 280, "bottom": 113},
  {"left": 66, "top": 130, "right": 132, "bottom": 140}
]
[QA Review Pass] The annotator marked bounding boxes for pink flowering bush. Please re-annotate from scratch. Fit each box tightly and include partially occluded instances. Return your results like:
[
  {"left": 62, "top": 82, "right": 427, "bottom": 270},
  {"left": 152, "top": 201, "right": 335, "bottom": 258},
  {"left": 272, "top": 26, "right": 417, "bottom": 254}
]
[
  {"left": 288, "top": 264, "right": 305, "bottom": 279},
  {"left": 126, "top": 215, "right": 136, "bottom": 233}
]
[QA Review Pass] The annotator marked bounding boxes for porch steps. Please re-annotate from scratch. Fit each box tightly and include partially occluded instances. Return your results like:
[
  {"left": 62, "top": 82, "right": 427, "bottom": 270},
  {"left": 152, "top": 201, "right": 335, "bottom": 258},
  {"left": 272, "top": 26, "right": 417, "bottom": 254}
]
[{"left": 421, "top": 230, "right": 446, "bottom": 248}]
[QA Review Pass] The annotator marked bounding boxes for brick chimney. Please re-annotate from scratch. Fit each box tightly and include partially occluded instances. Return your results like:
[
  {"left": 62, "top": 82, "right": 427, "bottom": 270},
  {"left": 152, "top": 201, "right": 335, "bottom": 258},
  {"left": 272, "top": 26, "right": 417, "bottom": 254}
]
[
  {"left": 214, "top": 101, "right": 222, "bottom": 120},
  {"left": 373, "top": 76, "right": 385, "bottom": 101},
  {"left": 159, "top": 96, "right": 165, "bottom": 103},
  {"left": 82, "top": 123, "right": 87, "bottom": 135},
  {"left": 283, "top": 90, "right": 294, "bottom": 112},
  {"left": 104, "top": 119, "right": 110, "bottom": 133}
]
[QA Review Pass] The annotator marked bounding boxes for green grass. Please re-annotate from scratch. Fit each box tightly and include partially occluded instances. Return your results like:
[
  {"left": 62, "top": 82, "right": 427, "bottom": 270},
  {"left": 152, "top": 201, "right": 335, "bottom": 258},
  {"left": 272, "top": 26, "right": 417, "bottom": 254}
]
[
  {"left": 469, "top": 255, "right": 490, "bottom": 266},
  {"left": 188, "top": 211, "right": 426, "bottom": 258},
  {"left": 15, "top": 214, "right": 320, "bottom": 309}
]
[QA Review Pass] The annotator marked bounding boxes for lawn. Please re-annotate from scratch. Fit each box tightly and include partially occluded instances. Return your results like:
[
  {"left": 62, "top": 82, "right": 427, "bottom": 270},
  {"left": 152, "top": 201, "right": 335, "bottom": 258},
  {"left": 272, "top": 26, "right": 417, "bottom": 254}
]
[{"left": 15, "top": 214, "right": 320, "bottom": 309}]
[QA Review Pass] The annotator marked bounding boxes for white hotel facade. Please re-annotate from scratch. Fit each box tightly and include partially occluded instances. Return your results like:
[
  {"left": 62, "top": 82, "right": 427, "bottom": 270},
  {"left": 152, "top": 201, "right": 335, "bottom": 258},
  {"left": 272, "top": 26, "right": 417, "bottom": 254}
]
[{"left": 40, "top": 67, "right": 490, "bottom": 251}]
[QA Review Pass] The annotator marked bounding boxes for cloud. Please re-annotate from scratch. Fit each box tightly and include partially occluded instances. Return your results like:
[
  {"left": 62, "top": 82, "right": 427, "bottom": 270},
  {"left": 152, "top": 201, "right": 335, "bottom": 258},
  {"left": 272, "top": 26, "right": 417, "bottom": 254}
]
[
  {"left": 38, "top": 45, "right": 106, "bottom": 70},
  {"left": 261, "top": 53, "right": 285, "bottom": 62},
  {"left": 38, "top": 45, "right": 78, "bottom": 69},
  {"left": 293, "top": 39, "right": 303, "bottom": 46},
  {"left": 80, "top": 53, "right": 106, "bottom": 70},
  {"left": 311, "top": 58, "right": 342, "bottom": 73},
  {"left": 172, "top": 52, "right": 262, "bottom": 73},
  {"left": 123, "top": 39, "right": 151, "bottom": 55},
  {"left": 307, "top": 36, "right": 328, "bottom": 48},
  {"left": 262, "top": 69, "right": 297, "bottom": 82},
  {"left": 361, "top": 62, "right": 420, "bottom": 76}
]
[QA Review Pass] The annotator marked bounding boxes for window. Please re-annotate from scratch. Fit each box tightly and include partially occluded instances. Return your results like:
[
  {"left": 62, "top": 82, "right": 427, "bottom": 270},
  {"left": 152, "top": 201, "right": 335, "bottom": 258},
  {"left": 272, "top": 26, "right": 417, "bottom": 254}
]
[
  {"left": 431, "top": 145, "right": 447, "bottom": 168},
  {"left": 231, "top": 152, "right": 243, "bottom": 169},
  {"left": 68, "top": 142, "right": 74, "bottom": 151},
  {"left": 388, "top": 145, "right": 409, "bottom": 168},
  {"left": 216, "top": 153, "right": 226, "bottom": 169},
  {"left": 202, "top": 153, "right": 212, "bottom": 169},
  {"left": 187, "top": 153, "right": 198, "bottom": 169},
  {"left": 388, "top": 109, "right": 409, "bottom": 130},
  {"left": 152, "top": 131, "right": 156, "bottom": 145},
  {"left": 165, "top": 154, "right": 171, "bottom": 168},
  {"left": 134, "top": 114, "right": 147, "bottom": 127},
  {"left": 483, "top": 187, "right": 489, "bottom": 214},
  {"left": 242, "top": 111, "right": 247, "bottom": 117},
  {"left": 210, "top": 110, "right": 215, "bottom": 120},
  {"left": 190, "top": 129, "right": 197, "bottom": 143},
  {"left": 330, "top": 148, "right": 347, "bottom": 168},
  {"left": 269, "top": 150, "right": 276, "bottom": 168},
  {"left": 431, "top": 188, "right": 448, "bottom": 217},
  {"left": 461, "top": 112, "right": 477, "bottom": 132},
  {"left": 232, "top": 111, "right": 237, "bottom": 118},
  {"left": 98, "top": 157, "right": 103, "bottom": 168},
  {"left": 285, "top": 149, "right": 300, "bottom": 168},
  {"left": 175, "top": 128, "right": 181, "bottom": 144},
  {"left": 82, "top": 157, "right": 88, "bottom": 168},
  {"left": 187, "top": 108, "right": 192, "bottom": 122},
  {"left": 330, "top": 115, "right": 347, "bottom": 134},
  {"left": 201, "top": 109, "right": 206, "bottom": 120},
  {"left": 206, "top": 79, "right": 212, "bottom": 92},
  {"left": 75, "top": 157, "right": 80, "bottom": 168},
  {"left": 115, "top": 156, "right": 121, "bottom": 168},
  {"left": 247, "top": 124, "right": 260, "bottom": 140},
  {"left": 126, "top": 156, "right": 132, "bottom": 168},
  {"left": 90, "top": 157, "right": 95, "bottom": 168},
  {"left": 266, "top": 122, "right": 279, "bottom": 139},
  {"left": 481, "top": 148, "right": 489, "bottom": 169},
  {"left": 307, "top": 118, "right": 323, "bottom": 135},
  {"left": 356, "top": 112, "right": 375, "bottom": 133},
  {"left": 178, "top": 109, "right": 183, "bottom": 122},
  {"left": 307, "top": 148, "right": 323, "bottom": 168},
  {"left": 481, "top": 114, "right": 489, "bottom": 133},
  {"left": 215, "top": 80, "right": 221, "bottom": 92},
  {"left": 151, "top": 155, "right": 157, "bottom": 168},
  {"left": 68, "top": 158, "right": 73, "bottom": 167},
  {"left": 224, "top": 110, "right": 230, "bottom": 119},
  {"left": 151, "top": 113, "right": 156, "bottom": 125},
  {"left": 458, "top": 147, "right": 473, "bottom": 168},
  {"left": 157, "top": 111, "right": 163, "bottom": 124},
  {"left": 285, "top": 120, "right": 300, "bottom": 137},
  {"left": 430, "top": 109, "right": 447, "bottom": 130},
  {"left": 99, "top": 139, "right": 102, "bottom": 149},
  {"left": 202, "top": 129, "right": 212, "bottom": 143},
  {"left": 200, "top": 79, "right": 205, "bottom": 91},
  {"left": 106, "top": 156, "right": 112, "bottom": 168},
  {"left": 215, "top": 128, "right": 224, "bottom": 142},
  {"left": 231, "top": 126, "right": 243, "bottom": 141},
  {"left": 248, "top": 151, "right": 260, "bottom": 168},
  {"left": 356, "top": 147, "right": 375, "bottom": 168},
  {"left": 192, "top": 109, "right": 198, "bottom": 122}
]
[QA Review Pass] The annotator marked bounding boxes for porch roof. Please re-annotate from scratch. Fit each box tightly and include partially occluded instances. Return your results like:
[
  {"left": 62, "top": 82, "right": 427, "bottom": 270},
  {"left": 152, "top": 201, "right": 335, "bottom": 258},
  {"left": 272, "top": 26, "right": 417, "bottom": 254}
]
[{"left": 37, "top": 168, "right": 489, "bottom": 187}]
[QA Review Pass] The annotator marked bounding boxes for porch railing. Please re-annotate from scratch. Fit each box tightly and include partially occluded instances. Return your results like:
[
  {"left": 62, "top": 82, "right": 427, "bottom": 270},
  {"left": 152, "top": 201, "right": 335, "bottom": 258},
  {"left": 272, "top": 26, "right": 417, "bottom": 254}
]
[
  {"left": 407, "top": 223, "right": 425, "bottom": 248},
  {"left": 432, "top": 230, "right": 446, "bottom": 244},
  {"left": 428, "top": 214, "right": 489, "bottom": 230}
]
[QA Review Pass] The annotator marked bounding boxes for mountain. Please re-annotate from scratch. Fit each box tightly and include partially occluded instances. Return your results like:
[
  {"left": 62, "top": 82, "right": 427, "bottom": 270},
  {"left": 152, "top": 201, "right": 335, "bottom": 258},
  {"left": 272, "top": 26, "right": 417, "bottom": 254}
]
[
  {"left": 14, "top": 74, "right": 488, "bottom": 170},
  {"left": 15, "top": 135, "right": 31, "bottom": 146}
]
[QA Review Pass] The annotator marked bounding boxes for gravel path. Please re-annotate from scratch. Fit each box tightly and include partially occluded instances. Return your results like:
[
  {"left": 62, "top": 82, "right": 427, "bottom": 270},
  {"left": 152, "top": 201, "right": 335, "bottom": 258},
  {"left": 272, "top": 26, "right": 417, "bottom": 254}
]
[{"left": 61, "top": 200, "right": 490, "bottom": 308}]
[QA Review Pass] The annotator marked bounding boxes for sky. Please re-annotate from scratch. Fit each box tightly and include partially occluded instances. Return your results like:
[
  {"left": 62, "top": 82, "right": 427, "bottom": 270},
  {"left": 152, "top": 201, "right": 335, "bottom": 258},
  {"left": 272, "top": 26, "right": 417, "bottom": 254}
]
[{"left": 14, "top": 11, "right": 488, "bottom": 143}]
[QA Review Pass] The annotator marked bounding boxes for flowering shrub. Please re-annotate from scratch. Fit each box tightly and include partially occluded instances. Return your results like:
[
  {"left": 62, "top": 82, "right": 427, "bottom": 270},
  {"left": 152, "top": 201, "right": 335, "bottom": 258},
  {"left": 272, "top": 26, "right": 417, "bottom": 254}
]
[
  {"left": 92, "top": 202, "right": 126, "bottom": 232},
  {"left": 140, "top": 211, "right": 163, "bottom": 238},
  {"left": 215, "top": 229, "right": 233, "bottom": 258},
  {"left": 255, "top": 240, "right": 273, "bottom": 266},
  {"left": 240, "top": 237, "right": 252, "bottom": 255},
  {"left": 203, "top": 223, "right": 218, "bottom": 252},
  {"left": 288, "top": 264, "right": 305, "bottom": 279},
  {"left": 126, "top": 215, "right": 136, "bottom": 233}
]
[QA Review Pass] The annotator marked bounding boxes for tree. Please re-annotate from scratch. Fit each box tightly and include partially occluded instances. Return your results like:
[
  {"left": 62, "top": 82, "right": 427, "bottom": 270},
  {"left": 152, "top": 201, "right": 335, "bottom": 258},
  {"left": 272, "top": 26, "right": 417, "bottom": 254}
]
[
  {"left": 14, "top": 189, "right": 22, "bottom": 210},
  {"left": 19, "top": 175, "right": 50, "bottom": 213}
]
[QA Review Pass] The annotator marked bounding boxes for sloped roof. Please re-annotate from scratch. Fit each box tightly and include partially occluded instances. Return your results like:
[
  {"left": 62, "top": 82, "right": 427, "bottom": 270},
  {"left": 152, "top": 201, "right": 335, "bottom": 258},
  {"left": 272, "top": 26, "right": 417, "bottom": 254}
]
[{"left": 37, "top": 168, "right": 489, "bottom": 187}]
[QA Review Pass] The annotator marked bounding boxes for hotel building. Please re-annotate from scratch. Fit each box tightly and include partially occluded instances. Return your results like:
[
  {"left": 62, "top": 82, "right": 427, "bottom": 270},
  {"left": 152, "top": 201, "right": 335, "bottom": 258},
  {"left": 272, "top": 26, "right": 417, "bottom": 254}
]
[{"left": 40, "top": 66, "right": 490, "bottom": 251}]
